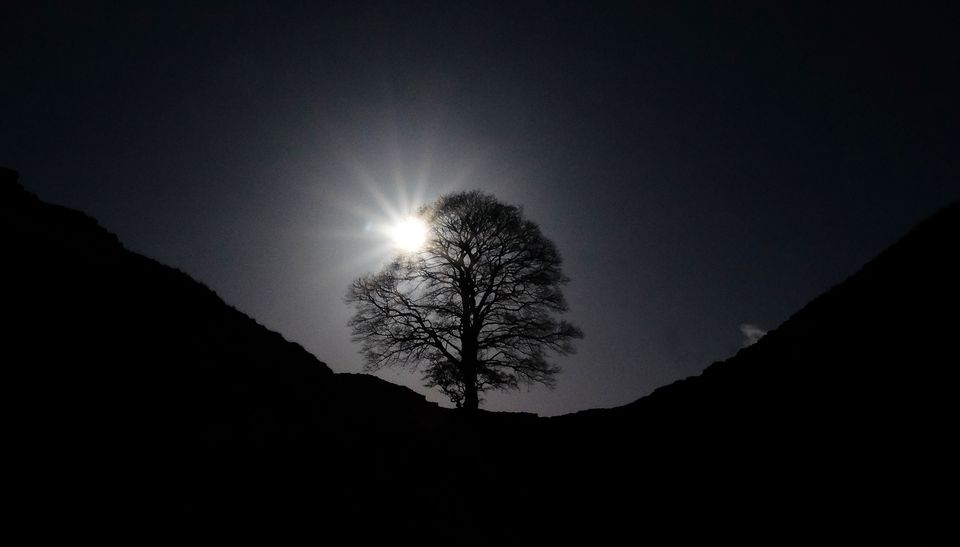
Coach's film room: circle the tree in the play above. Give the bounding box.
[347,191,583,411]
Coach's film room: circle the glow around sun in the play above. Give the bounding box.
[390,216,428,252]
[340,170,456,267]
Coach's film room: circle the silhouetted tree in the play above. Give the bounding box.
[347,191,583,411]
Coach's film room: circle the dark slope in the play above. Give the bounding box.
[1,167,463,530]
[565,199,958,427]
[543,200,959,533]
[4,165,957,536]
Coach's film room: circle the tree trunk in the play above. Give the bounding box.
[460,288,481,412]
[462,364,479,412]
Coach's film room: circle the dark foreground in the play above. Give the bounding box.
[3,167,956,538]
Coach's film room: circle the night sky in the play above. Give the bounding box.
[2,2,957,415]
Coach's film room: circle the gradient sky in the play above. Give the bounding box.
[2,2,957,415]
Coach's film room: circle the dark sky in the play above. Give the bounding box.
[2,1,957,415]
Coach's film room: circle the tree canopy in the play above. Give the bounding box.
[347,191,582,411]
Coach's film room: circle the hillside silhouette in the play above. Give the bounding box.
[544,197,959,534]
[3,166,956,536]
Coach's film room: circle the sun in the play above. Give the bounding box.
[390,216,428,252]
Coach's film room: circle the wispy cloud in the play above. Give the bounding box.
[740,323,767,347]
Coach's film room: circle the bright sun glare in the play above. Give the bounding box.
[391,216,428,252]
